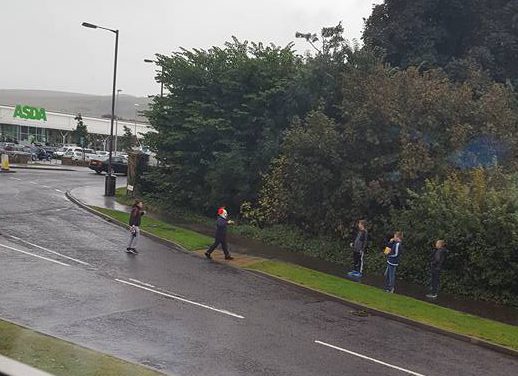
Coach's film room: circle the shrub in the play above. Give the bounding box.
[392,169,518,305]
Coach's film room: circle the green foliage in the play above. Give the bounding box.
[143,38,303,213]
[392,170,518,304]
[249,67,518,236]
[363,0,518,85]
[119,125,136,152]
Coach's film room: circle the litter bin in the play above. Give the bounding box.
[105,174,116,196]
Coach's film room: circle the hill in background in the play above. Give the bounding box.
[0,89,150,122]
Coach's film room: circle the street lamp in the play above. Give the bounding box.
[81,21,119,197]
[115,89,122,155]
[144,58,163,98]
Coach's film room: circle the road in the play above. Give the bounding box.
[0,169,516,376]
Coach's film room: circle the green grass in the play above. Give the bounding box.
[247,260,518,351]
[114,187,134,206]
[0,319,163,376]
[92,206,213,251]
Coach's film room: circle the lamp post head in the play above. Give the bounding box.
[144,59,155,63]
[81,22,98,29]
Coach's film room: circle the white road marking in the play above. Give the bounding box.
[314,340,426,376]
[55,189,64,193]
[42,185,51,188]
[116,279,245,319]
[9,177,21,181]
[0,243,70,267]
[8,236,91,266]
[129,278,155,288]
[30,181,38,185]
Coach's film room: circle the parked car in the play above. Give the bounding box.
[89,156,127,174]
[64,150,84,160]
[82,148,98,161]
[21,146,38,161]
[95,150,109,160]
[43,147,55,159]
[58,146,83,158]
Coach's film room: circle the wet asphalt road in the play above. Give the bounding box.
[0,169,516,376]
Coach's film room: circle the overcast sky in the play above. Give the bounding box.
[2,0,382,97]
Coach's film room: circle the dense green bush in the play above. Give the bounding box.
[391,169,518,305]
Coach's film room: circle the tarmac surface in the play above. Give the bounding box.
[0,169,516,376]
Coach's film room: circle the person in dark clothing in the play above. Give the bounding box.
[426,240,448,299]
[384,231,403,293]
[205,207,234,260]
[351,219,368,274]
[127,200,145,254]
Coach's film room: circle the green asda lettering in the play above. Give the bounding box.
[13,105,47,121]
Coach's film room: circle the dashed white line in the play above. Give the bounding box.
[314,340,426,376]
[8,236,91,266]
[129,278,156,288]
[30,181,38,185]
[115,279,245,319]
[9,177,21,181]
[55,189,63,193]
[42,185,51,188]
[0,243,70,267]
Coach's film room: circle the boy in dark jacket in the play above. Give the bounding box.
[127,200,145,254]
[205,207,234,260]
[351,219,368,275]
[426,240,448,299]
[384,231,403,293]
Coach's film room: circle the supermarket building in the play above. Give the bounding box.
[0,104,150,145]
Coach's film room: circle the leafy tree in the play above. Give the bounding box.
[119,125,136,152]
[73,113,88,147]
[249,62,518,237]
[363,0,518,85]
[144,38,303,212]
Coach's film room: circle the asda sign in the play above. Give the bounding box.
[13,104,47,121]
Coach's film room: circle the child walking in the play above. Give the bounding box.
[205,207,234,260]
[127,200,145,254]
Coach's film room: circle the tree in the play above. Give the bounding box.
[119,126,136,152]
[249,62,518,238]
[143,38,303,212]
[363,0,518,85]
[73,113,88,147]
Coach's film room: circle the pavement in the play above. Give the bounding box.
[0,169,516,376]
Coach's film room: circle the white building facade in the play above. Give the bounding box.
[0,104,151,147]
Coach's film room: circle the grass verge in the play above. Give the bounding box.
[92,206,213,251]
[246,260,518,351]
[0,319,163,376]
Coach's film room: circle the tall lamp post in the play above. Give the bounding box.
[82,21,119,196]
[115,88,122,155]
[144,59,163,98]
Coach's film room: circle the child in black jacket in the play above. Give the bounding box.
[426,240,448,299]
